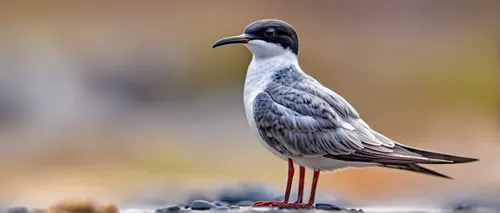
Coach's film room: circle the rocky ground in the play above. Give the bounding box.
[0,201,496,213]
[1,184,499,213]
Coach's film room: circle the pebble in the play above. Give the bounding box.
[155,205,181,213]
[3,207,30,213]
[454,203,476,211]
[190,200,218,210]
[217,184,276,204]
[315,203,343,211]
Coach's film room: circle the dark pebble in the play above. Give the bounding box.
[217,184,276,204]
[315,203,343,211]
[454,203,476,211]
[166,206,181,211]
[190,200,218,210]
[4,207,30,213]
[155,205,181,213]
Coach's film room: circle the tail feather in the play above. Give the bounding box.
[380,164,452,179]
[396,143,479,164]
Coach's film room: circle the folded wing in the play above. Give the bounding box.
[253,80,452,164]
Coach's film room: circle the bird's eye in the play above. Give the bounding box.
[264,29,275,37]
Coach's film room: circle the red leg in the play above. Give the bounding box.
[283,158,294,202]
[253,158,294,207]
[274,168,316,209]
[306,170,320,206]
[293,166,305,204]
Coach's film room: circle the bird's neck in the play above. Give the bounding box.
[247,51,301,78]
[244,51,304,99]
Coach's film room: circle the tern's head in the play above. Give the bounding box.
[213,19,299,59]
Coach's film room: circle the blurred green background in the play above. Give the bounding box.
[0,0,498,209]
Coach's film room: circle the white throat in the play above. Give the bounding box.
[246,48,299,77]
[244,40,299,75]
[244,40,297,60]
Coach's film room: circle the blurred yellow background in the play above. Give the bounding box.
[0,0,498,208]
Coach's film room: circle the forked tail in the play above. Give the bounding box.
[380,164,453,179]
[396,143,479,164]
[381,143,478,179]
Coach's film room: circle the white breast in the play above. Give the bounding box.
[243,54,295,162]
[244,94,290,162]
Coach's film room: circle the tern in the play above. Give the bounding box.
[212,19,478,208]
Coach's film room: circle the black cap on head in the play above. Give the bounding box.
[243,19,299,55]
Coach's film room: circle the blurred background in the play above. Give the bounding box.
[0,0,498,209]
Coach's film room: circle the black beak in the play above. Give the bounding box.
[212,34,252,48]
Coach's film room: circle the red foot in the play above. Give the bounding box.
[292,201,313,208]
[252,201,313,208]
[252,201,279,207]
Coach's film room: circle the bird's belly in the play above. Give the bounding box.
[293,156,378,171]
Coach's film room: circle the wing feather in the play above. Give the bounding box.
[293,80,395,148]
[253,78,429,163]
[253,86,362,156]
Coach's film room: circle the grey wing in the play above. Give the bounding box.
[292,80,361,119]
[292,80,396,148]
[291,80,453,163]
[254,80,449,163]
[253,82,379,157]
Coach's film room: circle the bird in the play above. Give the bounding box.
[212,19,478,208]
